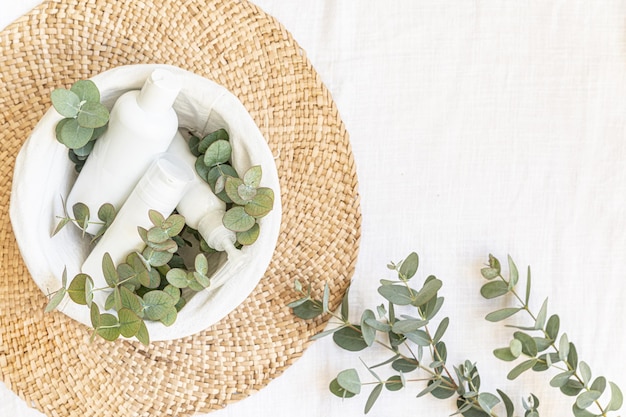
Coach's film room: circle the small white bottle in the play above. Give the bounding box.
[167,132,240,261]
[82,153,194,305]
[67,69,182,235]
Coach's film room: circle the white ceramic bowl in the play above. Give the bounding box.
[10,64,282,341]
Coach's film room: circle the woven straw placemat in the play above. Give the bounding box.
[0,1,361,416]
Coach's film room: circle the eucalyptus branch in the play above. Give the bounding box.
[481,254,623,417]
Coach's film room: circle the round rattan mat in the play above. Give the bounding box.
[0,1,361,416]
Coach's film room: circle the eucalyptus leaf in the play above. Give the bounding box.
[480,267,499,280]
[412,278,442,307]
[590,376,607,395]
[96,313,120,341]
[60,118,94,149]
[546,314,560,340]
[480,280,509,299]
[560,379,584,396]
[550,371,576,388]
[77,101,109,128]
[329,378,356,399]
[496,389,515,417]
[67,273,92,305]
[310,325,346,341]
[507,359,537,380]
[135,320,150,345]
[243,165,263,188]
[147,227,170,244]
[525,266,532,306]
[148,210,165,227]
[102,252,118,288]
[559,333,570,361]
[494,347,517,362]
[51,88,81,118]
[118,308,142,338]
[385,375,403,391]
[244,187,274,218]
[45,287,66,312]
[73,140,95,157]
[364,383,383,414]
[322,283,330,313]
[477,392,500,413]
[162,214,185,237]
[360,309,377,347]
[485,307,521,322]
[90,302,100,328]
[399,252,419,280]
[417,379,441,398]
[223,206,256,232]
[193,271,211,289]
[143,290,175,321]
[119,286,143,317]
[72,202,90,231]
[429,377,456,399]
[513,331,537,357]
[378,284,413,305]
[70,79,100,102]
[507,255,519,289]
[392,318,428,333]
[404,330,431,346]
[160,307,178,326]
[572,403,597,417]
[433,317,449,343]
[204,140,232,167]
[198,128,229,153]
[97,203,116,225]
[535,297,548,330]
[607,381,623,412]
[333,326,368,351]
[292,299,323,319]
[392,358,418,373]
[337,368,361,394]
[142,247,173,267]
[576,390,602,410]
[579,361,592,386]
[509,338,523,358]
[236,223,260,246]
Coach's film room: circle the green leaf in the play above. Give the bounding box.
[90,302,100,328]
[51,88,81,118]
[494,347,517,362]
[223,206,256,232]
[572,404,597,417]
[160,307,178,326]
[148,210,165,227]
[142,247,173,267]
[561,379,585,396]
[341,286,351,321]
[236,223,260,246]
[568,342,579,371]
[102,252,118,288]
[77,102,109,128]
[550,371,576,388]
[429,377,456,399]
[364,318,391,332]
[378,284,413,305]
[399,252,419,280]
[97,203,116,225]
[392,318,428,333]
[507,255,518,289]
[546,314,560,340]
[507,359,537,380]
[59,118,94,149]
[198,128,229,153]
[333,326,368,351]
[67,273,92,305]
[118,308,142,338]
[194,253,209,276]
[195,156,211,184]
[193,271,211,289]
[52,217,71,236]
[576,390,602,409]
[162,285,180,305]
[364,383,383,414]
[204,139,232,167]
[579,361,592,386]
[590,376,607,395]
[385,375,403,391]
[392,358,418,373]
[534,353,560,371]
[607,381,623,412]
[207,164,238,202]
[480,267,499,280]
[45,287,66,312]
[559,333,570,361]
[135,320,150,345]
[485,307,521,322]
[477,392,500,413]
[417,379,441,397]
[337,368,361,394]
[514,331,537,357]
[147,227,170,244]
[96,313,120,341]
[412,278,442,307]
[535,297,548,329]
[72,202,90,231]
[162,214,185,237]
[480,280,509,299]
[433,317,449,343]
[70,79,100,103]
[310,325,346,341]
[244,188,275,218]
[404,330,431,346]
[72,140,95,158]
[329,378,356,399]
[243,165,263,188]
[321,283,330,313]
[292,299,323,319]
[496,389,515,417]
[360,309,376,347]
[142,290,175,321]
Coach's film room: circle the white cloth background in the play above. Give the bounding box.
[2,1,625,416]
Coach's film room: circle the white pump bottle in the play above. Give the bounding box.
[167,132,240,261]
[66,69,182,235]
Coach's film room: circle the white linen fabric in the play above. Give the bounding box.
[2,1,625,417]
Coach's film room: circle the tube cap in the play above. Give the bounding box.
[137,69,182,113]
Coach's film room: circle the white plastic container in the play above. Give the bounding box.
[66,69,182,235]
[81,153,194,305]
[167,132,240,261]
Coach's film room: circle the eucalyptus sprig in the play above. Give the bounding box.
[480,254,623,417]
[289,252,623,417]
[188,129,274,247]
[52,198,116,241]
[51,80,109,170]
[289,252,525,416]
[45,210,215,345]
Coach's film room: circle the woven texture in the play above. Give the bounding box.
[0,1,361,416]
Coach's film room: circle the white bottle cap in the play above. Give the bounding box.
[137,69,182,113]
[135,153,195,212]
